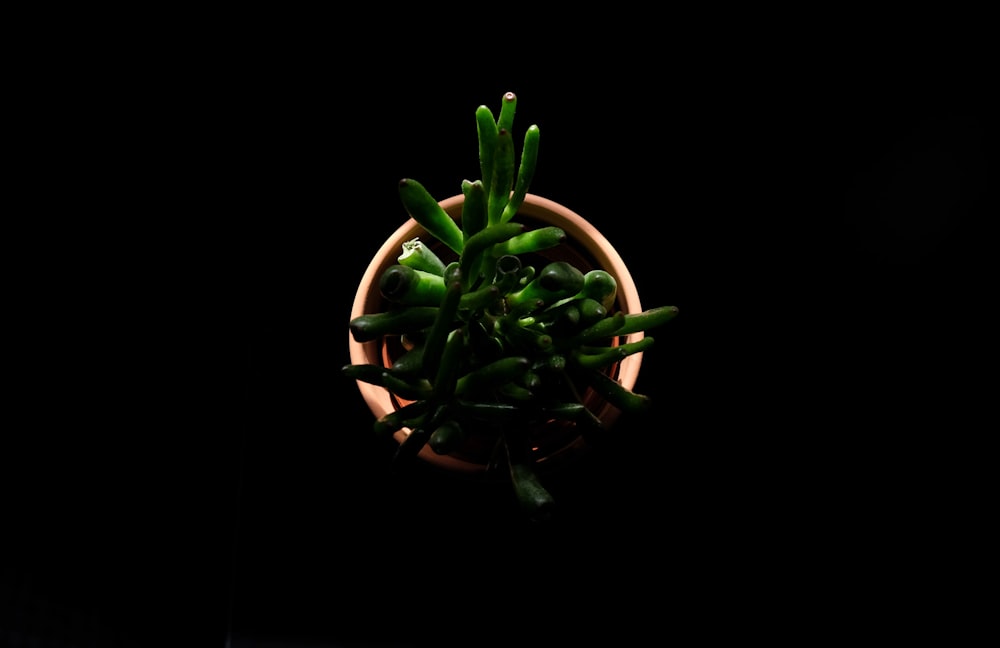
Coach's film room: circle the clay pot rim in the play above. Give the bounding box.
[348,193,644,473]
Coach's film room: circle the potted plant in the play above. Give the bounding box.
[343,91,678,521]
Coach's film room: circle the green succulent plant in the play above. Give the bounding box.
[343,91,678,521]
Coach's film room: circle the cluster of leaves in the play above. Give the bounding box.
[344,92,677,520]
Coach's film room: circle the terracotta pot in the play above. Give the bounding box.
[348,193,644,473]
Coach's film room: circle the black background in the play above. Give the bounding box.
[4,18,993,648]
